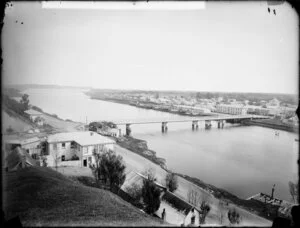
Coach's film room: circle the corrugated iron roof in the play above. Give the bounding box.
[47,131,115,146]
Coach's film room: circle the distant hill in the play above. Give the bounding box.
[5,84,92,91]
[3,167,165,226]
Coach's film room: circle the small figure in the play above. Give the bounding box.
[268,8,270,13]
[161,208,166,221]
[273,9,276,15]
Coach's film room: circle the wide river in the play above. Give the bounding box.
[24,88,298,201]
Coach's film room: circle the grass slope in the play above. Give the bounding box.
[3,167,165,226]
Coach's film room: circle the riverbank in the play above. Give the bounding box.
[114,136,167,169]
[87,95,215,118]
[242,119,298,133]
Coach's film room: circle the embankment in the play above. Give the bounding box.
[242,119,298,133]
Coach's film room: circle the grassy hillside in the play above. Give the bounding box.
[3,167,166,226]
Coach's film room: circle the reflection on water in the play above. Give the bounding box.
[25,88,298,201]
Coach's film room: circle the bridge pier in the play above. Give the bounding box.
[205,120,212,129]
[192,120,199,130]
[162,122,168,133]
[126,124,131,136]
[217,120,225,129]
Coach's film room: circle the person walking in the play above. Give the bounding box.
[162,208,166,221]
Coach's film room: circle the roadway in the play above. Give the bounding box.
[114,114,270,125]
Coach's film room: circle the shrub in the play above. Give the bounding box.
[71,154,80,161]
[228,208,241,225]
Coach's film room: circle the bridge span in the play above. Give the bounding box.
[113,115,270,136]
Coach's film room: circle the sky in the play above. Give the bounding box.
[2,1,299,94]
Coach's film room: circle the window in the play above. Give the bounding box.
[53,143,57,150]
[62,142,66,148]
[83,147,88,154]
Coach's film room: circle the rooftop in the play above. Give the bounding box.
[47,131,115,146]
[24,109,43,115]
[3,136,41,145]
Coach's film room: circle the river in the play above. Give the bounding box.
[24,88,298,202]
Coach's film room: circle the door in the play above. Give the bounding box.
[83,159,87,167]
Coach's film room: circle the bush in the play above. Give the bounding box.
[165,172,178,192]
[71,154,80,161]
[228,208,241,225]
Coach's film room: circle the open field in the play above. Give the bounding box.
[3,166,167,226]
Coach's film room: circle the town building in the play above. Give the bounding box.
[215,104,247,115]
[44,131,115,167]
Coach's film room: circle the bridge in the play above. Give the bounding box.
[113,114,270,136]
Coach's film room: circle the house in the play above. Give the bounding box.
[44,131,115,167]
[3,136,41,158]
[24,109,44,125]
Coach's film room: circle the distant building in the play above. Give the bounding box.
[97,127,121,138]
[268,98,280,107]
[45,131,115,167]
[24,109,44,123]
[215,104,247,115]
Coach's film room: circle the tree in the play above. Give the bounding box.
[141,170,161,214]
[289,181,299,204]
[20,93,30,111]
[199,201,210,224]
[187,188,201,207]
[218,200,226,225]
[91,150,126,191]
[165,172,178,192]
[125,183,142,202]
[52,148,61,171]
[228,208,241,225]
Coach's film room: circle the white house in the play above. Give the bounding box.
[215,104,247,115]
[45,131,115,167]
[24,109,44,123]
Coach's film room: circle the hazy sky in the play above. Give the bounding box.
[2,1,299,94]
